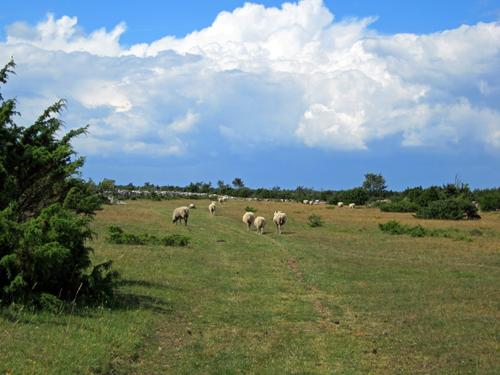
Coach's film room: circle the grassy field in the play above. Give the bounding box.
[1,199,499,374]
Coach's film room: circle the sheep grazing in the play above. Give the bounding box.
[303,200,309,205]
[273,211,287,234]
[189,203,196,209]
[242,211,256,230]
[208,201,216,216]
[218,196,225,204]
[254,216,266,235]
[349,203,356,208]
[172,206,189,225]
[337,202,344,207]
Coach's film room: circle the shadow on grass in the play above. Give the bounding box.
[116,278,184,292]
[0,294,173,325]
[110,292,174,314]
[0,280,176,324]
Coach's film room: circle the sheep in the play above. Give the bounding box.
[172,206,189,225]
[337,202,344,207]
[273,211,287,234]
[242,211,255,230]
[303,200,309,205]
[254,216,266,235]
[349,203,356,208]
[208,201,216,216]
[218,196,227,204]
[189,203,196,209]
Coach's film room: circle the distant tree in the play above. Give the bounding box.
[200,181,212,193]
[186,182,200,193]
[232,177,245,189]
[142,181,154,190]
[98,178,116,192]
[362,173,387,196]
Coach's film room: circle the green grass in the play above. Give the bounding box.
[1,200,499,374]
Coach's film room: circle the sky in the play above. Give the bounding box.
[1,0,499,190]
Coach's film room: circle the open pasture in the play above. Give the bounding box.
[1,199,499,374]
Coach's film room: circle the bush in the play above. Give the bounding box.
[107,226,189,247]
[415,199,480,220]
[379,200,419,213]
[0,204,118,304]
[245,206,257,212]
[379,220,471,241]
[307,214,324,227]
[378,220,407,235]
[161,234,190,247]
[0,60,116,305]
[63,181,104,215]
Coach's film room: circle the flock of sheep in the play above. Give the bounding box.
[171,199,288,235]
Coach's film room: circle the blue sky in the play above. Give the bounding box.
[1,0,499,189]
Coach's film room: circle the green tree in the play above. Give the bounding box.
[98,178,116,192]
[362,173,387,197]
[0,60,117,305]
[232,177,245,189]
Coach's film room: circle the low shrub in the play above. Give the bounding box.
[379,220,471,241]
[415,199,480,220]
[0,204,118,305]
[245,206,257,212]
[307,214,324,227]
[161,234,190,247]
[106,226,189,247]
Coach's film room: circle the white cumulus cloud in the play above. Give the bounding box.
[1,0,499,156]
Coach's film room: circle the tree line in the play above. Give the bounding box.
[101,174,500,215]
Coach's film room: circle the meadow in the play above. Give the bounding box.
[1,199,499,374]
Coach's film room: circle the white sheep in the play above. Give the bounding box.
[303,200,309,205]
[208,201,216,216]
[349,203,356,208]
[254,216,266,235]
[172,206,189,225]
[242,211,255,230]
[337,202,344,207]
[273,211,287,234]
[189,203,196,209]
